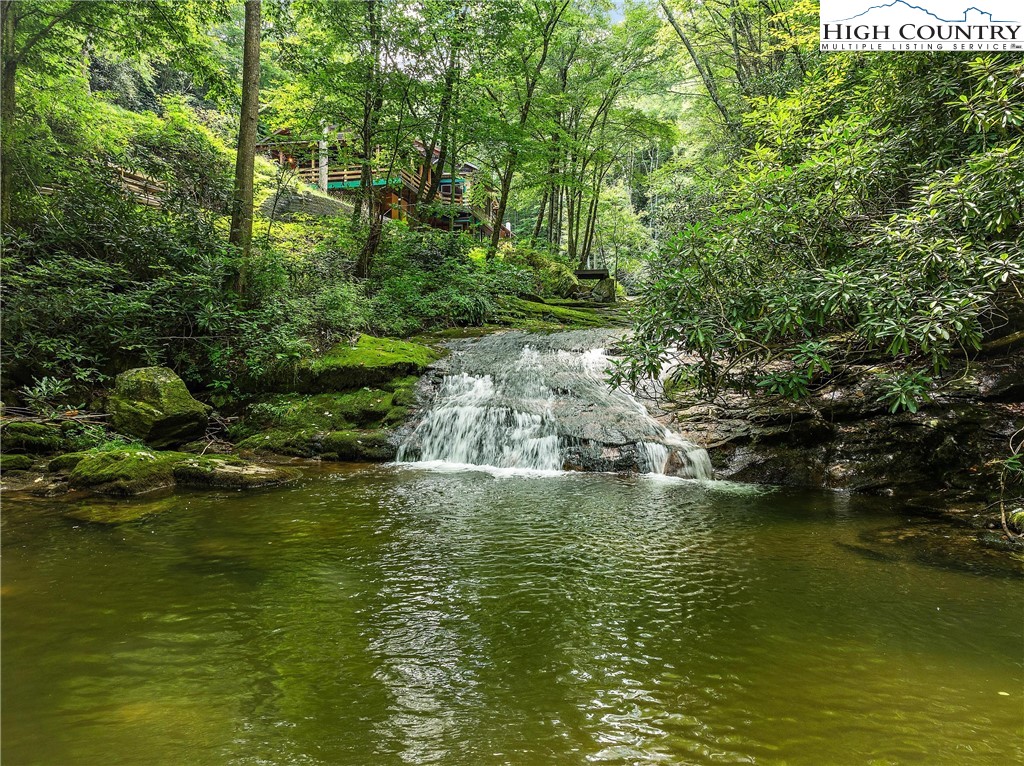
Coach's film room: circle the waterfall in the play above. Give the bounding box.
[397,331,712,479]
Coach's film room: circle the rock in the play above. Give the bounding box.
[108,367,211,448]
[172,456,299,489]
[278,335,440,393]
[230,375,423,463]
[48,452,89,472]
[662,353,1024,497]
[66,447,299,496]
[318,430,395,461]
[590,278,617,304]
[68,449,188,496]
[1,421,64,454]
[1,453,34,471]
[1009,509,1024,534]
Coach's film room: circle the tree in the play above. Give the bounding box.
[229,0,262,292]
[0,0,224,228]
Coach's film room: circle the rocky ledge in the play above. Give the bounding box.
[656,354,1022,495]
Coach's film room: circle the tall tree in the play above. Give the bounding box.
[484,0,572,256]
[229,0,262,292]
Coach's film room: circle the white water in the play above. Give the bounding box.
[397,332,712,478]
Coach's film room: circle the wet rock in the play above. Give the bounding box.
[68,449,188,496]
[1,453,35,471]
[172,456,300,489]
[664,353,1024,497]
[270,335,440,393]
[65,496,180,525]
[107,367,211,448]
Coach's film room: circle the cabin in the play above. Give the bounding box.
[257,130,511,240]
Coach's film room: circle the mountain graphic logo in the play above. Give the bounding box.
[824,1,1018,24]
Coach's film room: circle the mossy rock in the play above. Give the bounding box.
[69,449,190,496]
[590,278,618,304]
[48,452,90,472]
[1,453,34,472]
[281,335,440,393]
[1009,509,1024,534]
[1,421,64,454]
[498,298,610,329]
[237,390,397,437]
[236,429,318,458]
[318,430,395,461]
[172,456,300,489]
[237,428,395,462]
[108,367,211,448]
[388,376,420,408]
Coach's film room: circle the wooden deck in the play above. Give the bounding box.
[295,163,505,237]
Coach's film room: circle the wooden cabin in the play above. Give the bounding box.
[257,130,511,240]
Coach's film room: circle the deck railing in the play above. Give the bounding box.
[293,163,501,228]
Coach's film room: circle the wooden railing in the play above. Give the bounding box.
[116,168,165,207]
[38,167,166,208]
[295,163,503,228]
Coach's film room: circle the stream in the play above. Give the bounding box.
[2,331,1022,765]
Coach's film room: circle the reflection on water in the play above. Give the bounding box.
[2,466,1022,766]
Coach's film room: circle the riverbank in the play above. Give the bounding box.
[644,350,1024,549]
[0,299,627,505]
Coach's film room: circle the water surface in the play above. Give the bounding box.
[3,466,1022,765]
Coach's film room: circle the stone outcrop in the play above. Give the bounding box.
[107,367,211,448]
[656,354,1024,496]
[64,448,299,497]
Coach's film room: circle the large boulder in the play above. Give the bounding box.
[590,278,618,304]
[108,367,211,448]
[69,449,188,496]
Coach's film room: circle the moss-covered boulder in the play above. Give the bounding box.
[1,421,64,454]
[319,429,395,461]
[69,449,189,496]
[48,452,90,472]
[590,278,618,304]
[107,367,211,448]
[1,453,34,472]
[237,427,396,462]
[172,456,299,489]
[280,335,440,393]
[236,429,317,458]
[66,448,297,496]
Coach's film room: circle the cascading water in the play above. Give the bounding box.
[397,330,712,478]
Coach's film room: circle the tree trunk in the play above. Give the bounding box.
[659,0,735,131]
[1,0,17,229]
[531,188,548,242]
[357,199,383,278]
[488,153,516,253]
[229,0,261,293]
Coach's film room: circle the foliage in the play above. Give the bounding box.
[617,53,1024,412]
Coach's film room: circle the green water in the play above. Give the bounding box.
[2,465,1022,765]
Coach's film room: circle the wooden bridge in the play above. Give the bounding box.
[574,269,610,280]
